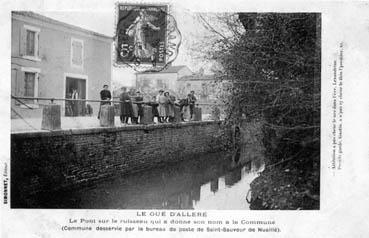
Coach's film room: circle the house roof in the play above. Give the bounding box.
[12,11,113,40]
[136,65,190,74]
[178,74,215,81]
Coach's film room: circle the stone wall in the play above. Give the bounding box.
[11,121,231,204]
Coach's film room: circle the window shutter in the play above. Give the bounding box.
[18,71,25,96]
[12,69,21,105]
[19,26,26,56]
[71,39,83,67]
[72,41,76,64]
[77,43,82,64]
[71,40,75,64]
[36,33,40,58]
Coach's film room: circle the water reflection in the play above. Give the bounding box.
[25,150,264,209]
[224,167,242,187]
[193,158,264,210]
[210,179,219,193]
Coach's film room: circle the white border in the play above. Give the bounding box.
[3,2,369,238]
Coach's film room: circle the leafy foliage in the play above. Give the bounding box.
[198,13,321,209]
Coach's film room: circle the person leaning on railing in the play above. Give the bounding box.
[132,91,144,124]
[158,89,167,123]
[188,90,197,120]
[119,87,132,124]
[161,91,175,123]
[147,96,160,123]
[98,84,112,119]
[176,97,189,122]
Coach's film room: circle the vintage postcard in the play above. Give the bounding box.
[1,0,369,237]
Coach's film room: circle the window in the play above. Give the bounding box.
[201,83,208,99]
[22,25,40,61]
[142,79,150,88]
[24,72,35,97]
[157,79,164,88]
[202,82,207,91]
[26,30,35,56]
[20,67,40,107]
[71,38,84,68]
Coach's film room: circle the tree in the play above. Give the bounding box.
[198,13,321,209]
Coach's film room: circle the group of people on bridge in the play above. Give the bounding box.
[98,85,197,125]
[119,87,197,124]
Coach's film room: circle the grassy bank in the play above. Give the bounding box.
[249,124,320,210]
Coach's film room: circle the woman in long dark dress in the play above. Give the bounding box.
[119,87,132,124]
[135,91,144,124]
[98,85,111,119]
[167,93,176,122]
[177,96,189,121]
[163,92,172,123]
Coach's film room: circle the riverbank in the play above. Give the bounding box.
[249,151,320,210]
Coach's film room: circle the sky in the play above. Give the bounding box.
[34,2,216,88]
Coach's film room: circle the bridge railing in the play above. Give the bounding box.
[11,95,226,131]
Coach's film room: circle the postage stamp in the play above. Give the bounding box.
[115,3,181,71]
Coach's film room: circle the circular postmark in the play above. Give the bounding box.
[114,3,182,73]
